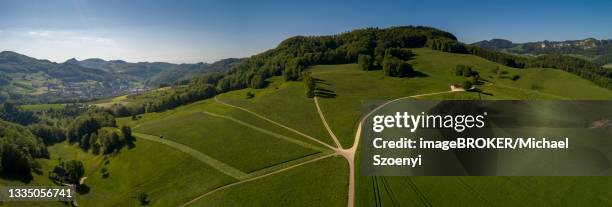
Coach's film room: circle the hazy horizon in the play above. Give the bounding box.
[1,0,611,64]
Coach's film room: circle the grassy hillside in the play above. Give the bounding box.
[311,48,612,147]
[214,77,336,147]
[5,47,611,206]
[50,140,234,206]
[20,103,66,111]
[192,156,348,206]
[306,49,612,206]
[134,112,320,173]
[117,48,612,206]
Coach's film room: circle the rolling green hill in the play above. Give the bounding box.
[107,48,612,206]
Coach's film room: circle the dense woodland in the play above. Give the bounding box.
[0,119,47,181]
[0,102,133,180]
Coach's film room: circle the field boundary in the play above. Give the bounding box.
[180,153,335,207]
[215,96,336,150]
[201,111,328,152]
[133,132,249,180]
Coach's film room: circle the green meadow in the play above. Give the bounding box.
[4,48,612,206]
[134,111,320,173]
[125,48,612,206]
[20,103,66,111]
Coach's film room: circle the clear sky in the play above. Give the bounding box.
[1,0,611,63]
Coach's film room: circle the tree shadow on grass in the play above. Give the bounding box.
[0,173,33,183]
[77,184,90,195]
[470,88,494,97]
[313,78,331,86]
[408,70,429,78]
[314,87,337,98]
[312,78,337,98]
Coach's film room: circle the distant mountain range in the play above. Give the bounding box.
[471,38,612,66]
[65,57,243,86]
[0,51,241,103]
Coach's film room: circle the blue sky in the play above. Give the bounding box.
[0,0,610,63]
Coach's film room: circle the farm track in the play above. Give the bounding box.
[201,111,328,152]
[180,91,453,206]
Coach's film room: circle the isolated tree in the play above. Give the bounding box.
[383,56,413,77]
[471,75,480,85]
[463,67,474,77]
[121,126,135,147]
[65,160,85,184]
[246,92,255,99]
[397,61,414,77]
[358,54,374,71]
[463,80,473,90]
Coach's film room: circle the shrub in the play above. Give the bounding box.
[138,193,149,206]
[463,80,473,90]
[383,56,414,77]
[246,92,255,99]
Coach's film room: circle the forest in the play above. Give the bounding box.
[0,102,133,181]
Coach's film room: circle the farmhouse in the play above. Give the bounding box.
[450,84,464,91]
[450,84,475,91]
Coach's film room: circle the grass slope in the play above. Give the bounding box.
[133,111,319,173]
[62,140,235,206]
[215,77,336,147]
[311,48,612,148]
[193,156,348,207]
[9,48,610,206]
[302,49,612,206]
[20,103,66,111]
